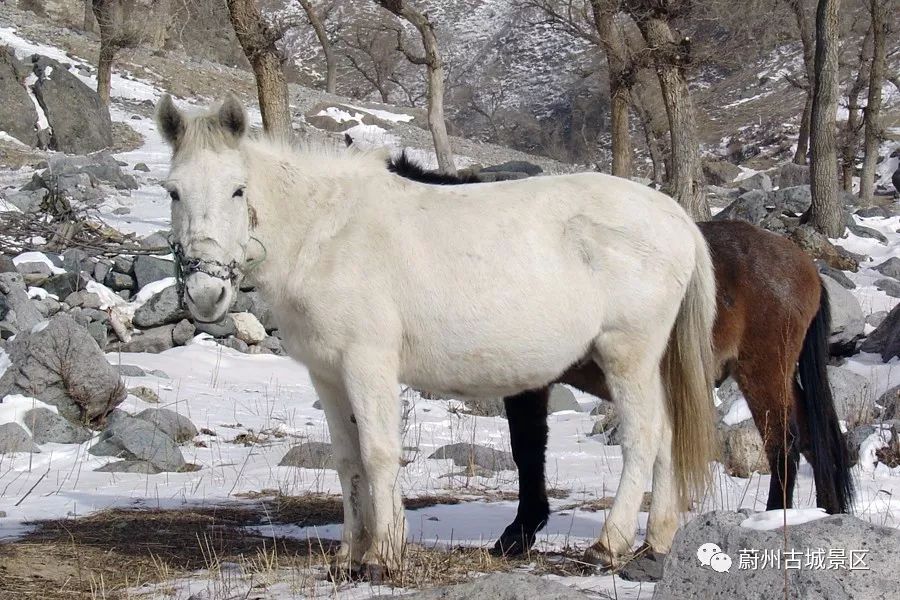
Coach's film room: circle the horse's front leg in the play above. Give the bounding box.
[493,387,550,556]
[310,375,373,565]
[341,348,405,573]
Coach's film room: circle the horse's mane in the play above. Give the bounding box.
[386,151,481,185]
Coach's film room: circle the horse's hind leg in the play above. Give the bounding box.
[492,387,550,556]
[310,375,373,564]
[644,415,679,554]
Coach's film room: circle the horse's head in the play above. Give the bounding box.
[156,94,254,323]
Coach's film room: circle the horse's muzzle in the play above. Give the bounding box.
[184,272,233,323]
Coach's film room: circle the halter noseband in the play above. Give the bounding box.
[168,238,266,309]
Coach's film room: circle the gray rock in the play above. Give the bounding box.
[23,407,92,444]
[104,271,136,291]
[0,314,125,424]
[132,286,186,328]
[93,260,112,283]
[776,162,810,188]
[590,409,621,445]
[653,511,900,600]
[877,384,900,420]
[860,302,900,362]
[134,408,198,443]
[0,48,38,146]
[172,319,196,346]
[815,262,854,289]
[428,443,515,471]
[86,321,107,351]
[737,172,773,193]
[874,278,900,298]
[117,364,146,377]
[41,272,81,299]
[219,336,250,353]
[92,416,186,472]
[113,256,135,274]
[0,255,15,273]
[702,160,741,186]
[482,160,543,176]
[856,206,892,218]
[0,422,40,454]
[231,312,266,344]
[4,189,47,213]
[61,248,92,275]
[128,386,160,404]
[257,335,284,355]
[133,256,174,289]
[279,441,334,469]
[118,325,177,354]
[715,377,744,418]
[64,291,102,309]
[15,261,52,278]
[133,162,150,172]
[873,256,900,280]
[713,190,770,225]
[827,366,874,427]
[548,384,579,413]
[372,573,589,600]
[772,185,811,214]
[866,311,888,328]
[140,231,170,250]
[95,460,162,474]
[720,420,768,478]
[30,55,112,153]
[463,396,507,417]
[847,224,888,244]
[846,424,877,466]
[821,276,864,351]
[196,315,236,338]
[0,272,43,333]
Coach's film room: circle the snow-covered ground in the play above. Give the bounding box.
[1,21,899,600]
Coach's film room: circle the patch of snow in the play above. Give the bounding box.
[344,103,415,123]
[23,73,50,132]
[14,252,65,274]
[0,348,9,379]
[86,281,126,310]
[723,397,753,425]
[26,287,53,300]
[30,320,49,334]
[740,508,829,531]
[857,432,888,474]
[0,394,59,430]
[0,131,30,147]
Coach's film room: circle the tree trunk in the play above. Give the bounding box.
[376,1,456,174]
[858,0,889,204]
[788,0,816,165]
[805,0,844,237]
[97,44,114,106]
[83,0,96,32]
[298,0,336,94]
[590,0,632,178]
[92,0,115,108]
[634,97,664,185]
[628,6,709,220]
[226,0,292,138]
[840,28,872,191]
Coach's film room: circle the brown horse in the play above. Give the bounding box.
[375,150,854,557]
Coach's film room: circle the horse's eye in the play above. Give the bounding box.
[169,190,180,202]
[233,187,245,198]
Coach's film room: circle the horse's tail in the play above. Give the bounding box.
[796,283,854,513]
[662,225,719,508]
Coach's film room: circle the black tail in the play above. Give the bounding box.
[796,283,854,513]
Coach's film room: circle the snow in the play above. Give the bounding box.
[13,252,66,274]
[0,394,59,430]
[344,103,415,123]
[0,348,9,379]
[723,397,753,426]
[23,73,50,132]
[857,432,888,474]
[740,508,830,531]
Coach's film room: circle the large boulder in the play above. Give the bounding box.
[820,276,864,352]
[873,257,900,280]
[0,47,38,146]
[373,573,589,600]
[0,422,40,454]
[772,185,812,214]
[133,408,198,443]
[790,226,858,272]
[0,272,43,335]
[428,443,515,472]
[0,314,125,425]
[132,286,187,328]
[712,190,771,225]
[703,160,741,186]
[133,256,174,289]
[720,420,769,477]
[23,407,92,444]
[860,302,900,362]
[776,162,810,188]
[737,172,773,193]
[41,153,139,191]
[482,161,543,176]
[29,55,112,153]
[279,441,334,469]
[89,415,186,472]
[653,511,900,600]
[827,366,875,427]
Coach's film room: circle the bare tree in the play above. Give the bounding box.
[784,0,815,165]
[858,0,893,203]
[375,0,456,174]
[83,0,96,32]
[804,0,844,236]
[92,0,141,108]
[342,24,401,102]
[226,0,292,138]
[624,0,709,220]
[840,26,872,191]
[297,0,337,93]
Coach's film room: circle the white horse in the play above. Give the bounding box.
[157,95,718,572]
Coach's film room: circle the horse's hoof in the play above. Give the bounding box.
[490,523,538,557]
[326,562,390,583]
[583,543,621,570]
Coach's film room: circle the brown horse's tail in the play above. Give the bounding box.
[796,284,854,513]
[662,226,719,508]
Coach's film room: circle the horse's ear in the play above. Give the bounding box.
[344,133,353,148]
[218,95,247,139]
[156,94,184,147]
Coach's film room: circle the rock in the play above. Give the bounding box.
[91,416,186,472]
[845,424,877,466]
[847,224,887,244]
[877,385,900,420]
[712,190,770,225]
[463,396,507,417]
[856,206,892,218]
[64,291,102,309]
[134,408,198,443]
[0,272,43,333]
[304,101,395,132]
[715,377,744,417]
[702,160,741,186]
[548,384,579,413]
[0,314,125,425]
[590,410,621,445]
[41,272,82,299]
[132,286,186,328]
[231,312,266,344]
[87,321,107,350]
[776,162,810,188]
[873,257,900,280]
[4,189,47,213]
[0,47,38,146]
[104,271,136,291]
[62,248,92,275]
[23,407,92,444]
[172,319,196,346]
[279,441,334,469]
[790,226,858,272]
[140,231,170,250]
[95,460,162,474]
[827,366,874,427]
[0,422,40,453]
[118,325,177,354]
[737,172,773,193]
[113,256,135,274]
[815,261,854,289]
[133,256,174,289]
[29,55,112,153]
[372,573,589,600]
[874,278,900,298]
[428,443,515,471]
[133,162,150,172]
[128,386,160,404]
[117,364,146,377]
[860,302,900,362]
[866,311,888,328]
[257,335,284,355]
[772,185,811,214]
[720,420,769,477]
[482,161,543,176]
[0,255,15,273]
[820,276,864,352]
[196,314,236,338]
[219,336,249,353]
[653,511,900,600]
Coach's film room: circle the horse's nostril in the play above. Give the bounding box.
[185,287,195,304]
[217,287,227,304]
